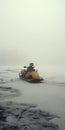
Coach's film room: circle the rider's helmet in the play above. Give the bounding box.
[29,63,34,67]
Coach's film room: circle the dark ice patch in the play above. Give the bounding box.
[0,86,21,100]
[0,78,7,84]
[0,102,59,130]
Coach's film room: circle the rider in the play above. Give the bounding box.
[27,63,35,72]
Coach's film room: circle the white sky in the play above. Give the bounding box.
[0,0,65,66]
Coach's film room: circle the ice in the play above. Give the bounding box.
[0,102,59,130]
[0,66,65,130]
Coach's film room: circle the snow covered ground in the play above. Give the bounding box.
[0,65,65,130]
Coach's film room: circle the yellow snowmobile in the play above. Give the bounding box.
[19,66,43,83]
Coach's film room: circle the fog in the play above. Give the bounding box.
[0,0,65,66]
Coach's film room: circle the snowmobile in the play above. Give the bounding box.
[19,66,43,83]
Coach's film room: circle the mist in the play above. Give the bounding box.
[0,0,65,66]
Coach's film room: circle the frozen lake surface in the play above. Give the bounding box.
[0,66,65,130]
